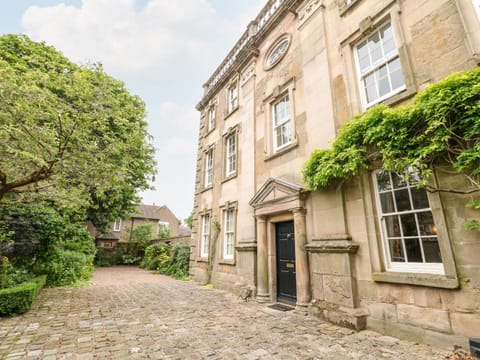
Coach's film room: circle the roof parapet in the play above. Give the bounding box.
[198,0,299,110]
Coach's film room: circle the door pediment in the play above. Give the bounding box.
[249,178,305,210]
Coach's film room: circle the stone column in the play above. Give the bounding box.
[293,208,311,309]
[256,216,270,302]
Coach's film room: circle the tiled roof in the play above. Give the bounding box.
[132,204,164,220]
[179,225,192,237]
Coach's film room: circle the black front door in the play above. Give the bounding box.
[276,221,296,303]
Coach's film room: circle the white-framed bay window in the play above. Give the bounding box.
[200,213,211,258]
[223,208,236,260]
[272,94,292,152]
[354,21,406,108]
[373,169,444,274]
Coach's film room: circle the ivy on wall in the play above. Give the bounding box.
[302,67,480,230]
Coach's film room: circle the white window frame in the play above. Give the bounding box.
[204,149,214,188]
[227,82,239,113]
[372,169,444,275]
[354,21,406,109]
[200,214,211,258]
[207,106,216,132]
[225,133,237,177]
[113,219,121,232]
[272,94,292,152]
[223,209,236,260]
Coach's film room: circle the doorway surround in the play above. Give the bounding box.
[249,177,311,310]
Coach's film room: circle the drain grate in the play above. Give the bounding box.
[268,303,294,312]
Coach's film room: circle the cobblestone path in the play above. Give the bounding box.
[0,266,451,359]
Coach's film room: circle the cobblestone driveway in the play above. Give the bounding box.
[0,266,451,359]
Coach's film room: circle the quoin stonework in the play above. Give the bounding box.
[190,0,480,349]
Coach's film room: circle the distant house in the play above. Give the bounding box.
[94,204,183,249]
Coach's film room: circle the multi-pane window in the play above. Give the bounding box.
[207,106,216,132]
[113,219,121,232]
[204,149,213,187]
[223,209,235,259]
[201,214,211,258]
[273,94,292,151]
[374,169,444,274]
[225,134,237,177]
[228,83,238,113]
[355,22,405,108]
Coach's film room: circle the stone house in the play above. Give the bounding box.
[190,0,480,349]
[95,204,182,248]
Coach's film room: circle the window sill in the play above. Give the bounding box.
[372,271,459,289]
[382,87,416,107]
[196,257,209,263]
[224,106,239,120]
[205,127,216,137]
[200,185,213,193]
[218,259,235,266]
[221,173,237,183]
[363,85,414,111]
[264,141,298,162]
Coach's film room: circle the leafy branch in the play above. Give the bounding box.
[303,67,480,231]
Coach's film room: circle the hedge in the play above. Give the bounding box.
[0,275,46,316]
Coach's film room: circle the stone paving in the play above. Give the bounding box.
[0,266,453,359]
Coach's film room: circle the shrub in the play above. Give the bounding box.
[141,243,169,270]
[121,254,142,265]
[34,250,94,287]
[0,275,46,316]
[94,248,117,267]
[165,243,190,279]
[157,243,190,279]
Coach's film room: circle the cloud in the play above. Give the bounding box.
[22,0,242,80]
[163,136,196,156]
[159,101,198,132]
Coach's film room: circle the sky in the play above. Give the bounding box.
[0,0,265,222]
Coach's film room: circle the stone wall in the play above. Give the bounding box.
[191,0,480,348]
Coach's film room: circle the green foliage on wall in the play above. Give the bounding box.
[303,67,480,230]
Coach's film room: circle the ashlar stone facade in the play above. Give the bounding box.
[190,0,480,349]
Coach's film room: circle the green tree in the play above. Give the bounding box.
[0,35,156,230]
[184,214,193,230]
[303,67,480,231]
[129,223,153,252]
